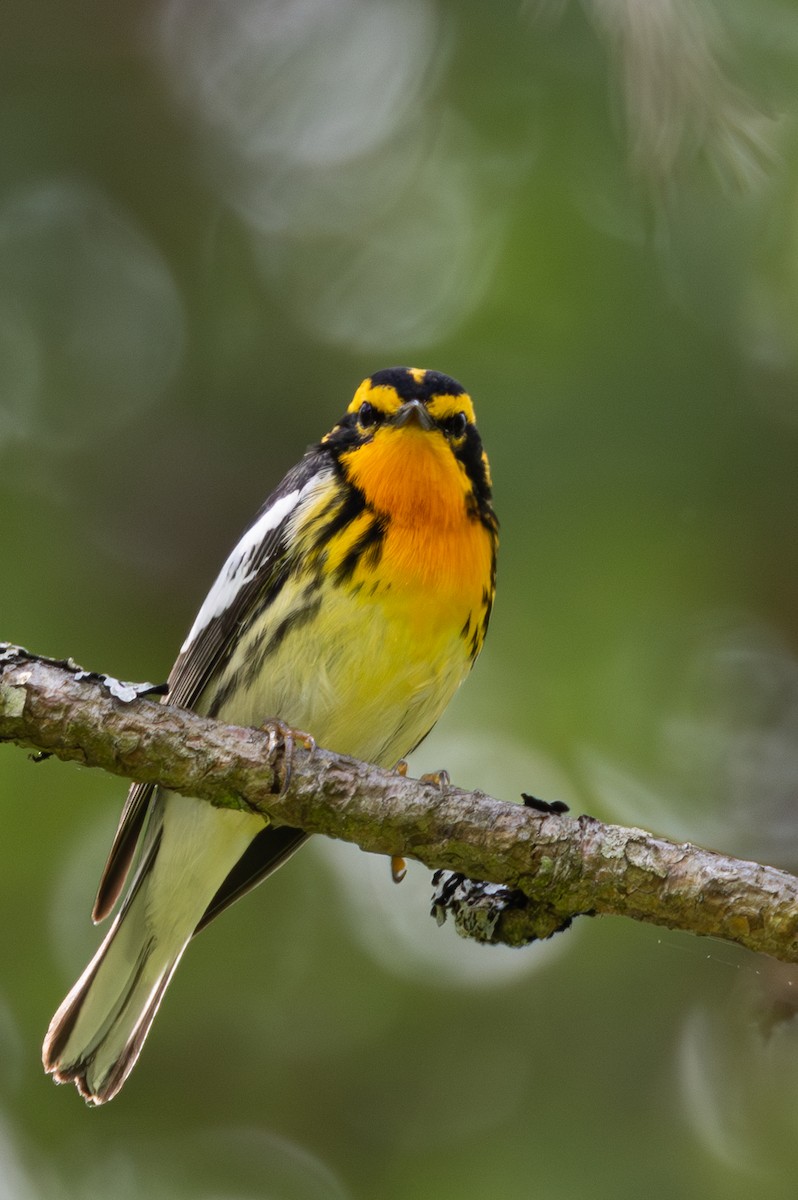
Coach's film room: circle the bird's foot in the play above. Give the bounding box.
[390,760,410,882]
[389,767,451,884]
[259,718,315,794]
[420,769,451,791]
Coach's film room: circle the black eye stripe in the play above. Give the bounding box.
[349,398,469,442]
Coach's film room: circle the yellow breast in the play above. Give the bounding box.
[207,419,496,766]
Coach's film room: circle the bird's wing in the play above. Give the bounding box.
[92,450,330,923]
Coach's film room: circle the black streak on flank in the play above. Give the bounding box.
[204,597,323,719]
[205,674,239,720]
[334,515,386,585]
[479,586,494,644]
[314,479,367,551]
[241,598,323,692]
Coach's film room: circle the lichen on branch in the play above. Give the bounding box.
[2,643,798,961]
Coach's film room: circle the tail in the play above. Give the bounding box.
[42,844,189,1105]
[43,793,263,1105]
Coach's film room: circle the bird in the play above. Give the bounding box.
[42,366,498,1104]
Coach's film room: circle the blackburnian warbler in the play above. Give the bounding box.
[43,367,498,1104]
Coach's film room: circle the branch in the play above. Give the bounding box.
[2,643,798,961]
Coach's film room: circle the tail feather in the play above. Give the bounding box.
[43,793,263,1104]
[42,889,187,1105]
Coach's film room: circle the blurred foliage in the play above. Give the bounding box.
[3,0,798,1196]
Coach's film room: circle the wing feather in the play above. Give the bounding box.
[92,449,330,922]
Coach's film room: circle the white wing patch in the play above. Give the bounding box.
[180,486,303,653]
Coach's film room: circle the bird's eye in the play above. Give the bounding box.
[443,411,468,439]
[359,401,379,428]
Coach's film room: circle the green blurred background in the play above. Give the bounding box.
[3,0,798,1196]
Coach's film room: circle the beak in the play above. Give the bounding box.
[393,399,435,431]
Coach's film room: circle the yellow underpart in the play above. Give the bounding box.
[202,543,481,769]
[203,415,495,766]
[205,566,472,763]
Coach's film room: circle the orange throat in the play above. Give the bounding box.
[339,424,495,606]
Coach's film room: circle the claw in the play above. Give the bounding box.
[388,763,410,882]
[420,769,450,791]
[387,766,448,884]
[391,856,408,884]
[259,719,315,794]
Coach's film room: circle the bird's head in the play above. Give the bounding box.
[323,367,494,527]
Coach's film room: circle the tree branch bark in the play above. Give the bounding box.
[2,643,798,961]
